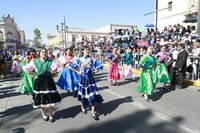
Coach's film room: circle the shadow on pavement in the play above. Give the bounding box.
[149,87,171,101]
[96,96,134,116]
[12,127,25,133]
[0,74,21,82]
[61,109,185,133]
[0,104,33,118]
[118,79,135,86]
[0,85,20,99]
[56,105,81,120]
[94,72,107,77]
[98,86,109,91]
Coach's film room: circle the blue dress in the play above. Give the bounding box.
[56,56,79,91]
[56,65,79,91]
[70,56,104,107]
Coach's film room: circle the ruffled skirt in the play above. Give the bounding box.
[108,62,120,80]
[33,75,61,108]
[56,67,78,91]
[74,73,103,107]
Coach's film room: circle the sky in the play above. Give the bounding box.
[0,0,155,43]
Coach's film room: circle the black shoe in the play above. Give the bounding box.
[42,114,49,121]
[92,113,99,120]
[49,116,55,123]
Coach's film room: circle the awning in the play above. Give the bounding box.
[183,16,197,23]
[145,24,155,27]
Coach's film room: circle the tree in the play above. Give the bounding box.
[33,28,41,47]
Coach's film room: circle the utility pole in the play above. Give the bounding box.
[197,0,200,37]
[155,0,158,43]
[64,16,67,48]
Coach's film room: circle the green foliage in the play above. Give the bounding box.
[24,42,30,46]
[33,28,41,47]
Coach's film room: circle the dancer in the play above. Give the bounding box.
[19,49,37,95]
[11,50,21,76]
[56,48,78,93]
[107,47,121,86]
[154,46,171,90]
[23,48,61,122]
[137,47,157,102]
[121,46,134,80]
[68,46,103,120]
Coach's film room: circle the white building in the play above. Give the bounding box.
[95,24,137,35]
[47,24,137,48]
[0,14,25,50]
[48,27,109,48]
[156,0,198,31]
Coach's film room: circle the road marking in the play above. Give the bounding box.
[97,84,200,133]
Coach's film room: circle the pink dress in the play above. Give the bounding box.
[107,54,121,80]
[11,58,21,74]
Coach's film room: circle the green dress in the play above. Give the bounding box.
[154,63,171,84]
[137,55,157,95]
[19,58,35,95]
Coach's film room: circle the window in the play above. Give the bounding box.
[0,31,3,41]
[168,1,172,11]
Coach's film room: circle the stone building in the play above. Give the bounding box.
[0,14,25,49]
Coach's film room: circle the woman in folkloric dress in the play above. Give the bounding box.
[154,46,171,89]
[19,49,37,95]
[23,48,61,123]
[121,46,134,80]
[137,47,157,102]
[56,48,78,93]
[69,46,103,120]
[107,47,121,86]
[11,50,21,76]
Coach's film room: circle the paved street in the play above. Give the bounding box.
[0,67,200,133]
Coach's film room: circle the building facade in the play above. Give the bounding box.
[47,24,137,48]
[0,14,25,50]
[156,0,198,31]
[47,28,109,48]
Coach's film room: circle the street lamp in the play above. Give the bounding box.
[56,16,68,48]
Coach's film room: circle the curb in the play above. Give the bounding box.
[103,64,200,87]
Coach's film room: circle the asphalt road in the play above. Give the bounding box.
[0,67,199,133]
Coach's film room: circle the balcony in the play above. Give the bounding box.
[183,15,197,23]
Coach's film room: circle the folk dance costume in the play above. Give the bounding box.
[107,53,121,84]
[154,51,171,84]
[19,57,35,95]
[56,55,78,91]
[11,54,21,74]
[121,52,134,79]
[23,58,61,109]
[69,56,103,107]
[137,55,157,101]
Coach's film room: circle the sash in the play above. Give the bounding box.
[33,59,52,76]
[80,57,91,72]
